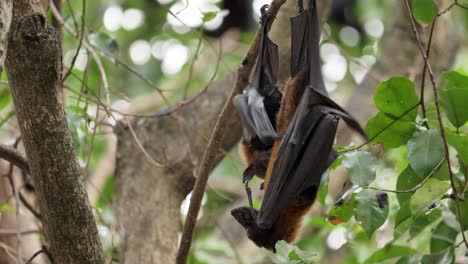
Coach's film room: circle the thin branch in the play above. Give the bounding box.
[183,29,203,99]
[175,1,287,263]
[0,229,40,235]
[403,0,468,248]
[49,0,171,106]
[367,158,445,194]
[50,0,111,113]
[63,0,86,82]
[340,103,420,153]
[418,18,437,129]
[0,144,30,174]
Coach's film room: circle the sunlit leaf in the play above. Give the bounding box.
[439,71,468,128]
[364,244,415,264]
[201,11,218,22]
[365,112,417,149]
[374,77,419,121]
[343,151,377,186]
[410,179,450,214]
[354,190,389,238]
[412,0,438,25]
[407,129,444,177]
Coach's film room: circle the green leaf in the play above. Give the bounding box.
[364,244,415,264]
[317,173,328,205]
[449,190,468,230]
[410,179,450,214]
[374,77,419,121]
[396,166,424,205]
[88,32,119,57]
[396,255,421,264]
[412,0,438,24]
[342,151,377,186]
[365,112,417,149]
[407,129,444,177]
[354,190,389,238]
[422,247,454,264]
[395,201,412,228]
[0,87,11,111]
[0,203,14,212]
[446,131,468,165]
[430,221,457,253]
[409,208,442,238]
[268,241,315,264]
[439,71,468,128]
[201,11,218,22]
[268,241,300,264]
[327,194,356,225]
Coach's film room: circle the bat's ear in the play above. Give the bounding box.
[231,206,258,228]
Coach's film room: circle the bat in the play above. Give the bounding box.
[232,0,366,250]
[233,5,282,207]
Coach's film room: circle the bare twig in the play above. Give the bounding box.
[367,158,445,194]
[0,144,30,174]
[403,0,468,248]
[175,1,287,263]
[50,0,111,113]
[340,103,420,153]
[63,0,86,82]
[0,229,40,235]
[419,18,437,129]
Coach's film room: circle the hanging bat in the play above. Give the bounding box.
[232,0,366,250]
[233,5,282,207]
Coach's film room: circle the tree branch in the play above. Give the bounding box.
[5,0,104,262]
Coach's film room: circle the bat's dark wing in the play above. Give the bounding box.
[257,85,366,228]
[291,0,326,96]
[307,0,327,95]
[234,10,281,146]
[290,4,308,78]
[257,88,339,228]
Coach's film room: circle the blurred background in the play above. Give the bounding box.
[1,0,468,263]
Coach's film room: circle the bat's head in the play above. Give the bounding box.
[231,207,277,251]
[231,206,258,228]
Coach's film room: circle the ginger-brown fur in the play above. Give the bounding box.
[239,143,270,179]
[264,69,308,187]
[270,187,318,243]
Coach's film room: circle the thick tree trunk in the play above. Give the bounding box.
[4,1,104,263]
[115,73,242,263]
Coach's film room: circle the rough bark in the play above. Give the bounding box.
[115,73,241,263]
[4,0,104,263]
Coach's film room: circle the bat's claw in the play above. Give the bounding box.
[259,5,273,25]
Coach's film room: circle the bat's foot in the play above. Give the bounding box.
[259,5,273,25]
